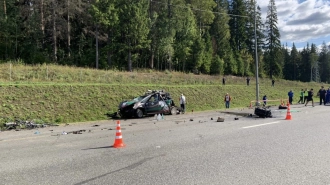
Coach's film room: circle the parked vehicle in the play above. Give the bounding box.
[117,90,178,118]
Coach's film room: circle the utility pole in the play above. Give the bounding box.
[254,0,259,105]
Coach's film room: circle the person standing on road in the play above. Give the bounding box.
[288,90,294,105]
[263,95,267,106]
[318,86,326,105]
[305,89,314,107]
[304,88,308,104]
[326,87,330,105]
[224,93,232,109]
[179,94,186,114]
[298,89,304,104]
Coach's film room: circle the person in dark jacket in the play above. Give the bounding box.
[263,95,267,106]
[288,90,294,105]
[305,89,314,107]
[326,87,330,105]
[318,86,326,105]
[246,77,250,86]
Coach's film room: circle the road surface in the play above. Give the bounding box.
[1,104,330,185]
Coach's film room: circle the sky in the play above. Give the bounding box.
[256,0,330,51]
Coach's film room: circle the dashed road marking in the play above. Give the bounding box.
[242,121,280,129]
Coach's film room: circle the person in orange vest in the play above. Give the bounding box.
[224,93,232,109]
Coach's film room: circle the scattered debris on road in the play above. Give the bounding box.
[3,120,58,131]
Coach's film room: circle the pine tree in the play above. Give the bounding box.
[90,0,119,68]
[209,0,232,75]
[319,42,330,83]
[188,0,216,36]
[310,44,319,82]
[115,0,150,71]
[282,44,292,80]
[229,0,248,52]
[298,44,311,82]
[264,0,281,78]
[172,1,197,72]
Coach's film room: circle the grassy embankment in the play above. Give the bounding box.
[0,63,326,128]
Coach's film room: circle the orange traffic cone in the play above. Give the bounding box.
[112,120,126,148]
[285,106,292,120]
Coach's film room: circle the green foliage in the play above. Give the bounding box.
[0,64,327,124]
[90,0,118,27]
[0,0,328,84]
[210,56,224,75]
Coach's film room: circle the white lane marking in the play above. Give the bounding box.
[242,121,280,129]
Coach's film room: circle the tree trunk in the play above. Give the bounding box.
[40,0,45,47]
[3,0,7,19]
[128,40,132,72]
[107,30,112,68]
[67,0,71,58]
[52,0,57,62]
[149,51,154,69]
[95,25,99,69]
[168,54,172,71]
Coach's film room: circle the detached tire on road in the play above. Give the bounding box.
[135,109,144,118]
[170,106,177,115]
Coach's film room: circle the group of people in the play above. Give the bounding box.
[179,81,330,113]
[295,86,330,106]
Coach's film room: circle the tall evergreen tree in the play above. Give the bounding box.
[264,0,281,78]
[228,0,248,52]
[172,0,197,72]
[115,0,150,71]
[90,0,118,68]
[209,0,232,75]
[282,44,292,80]
[310,43,319,82]
[319,42,330,83]
[298,44,311,82]
[188,0,216,36]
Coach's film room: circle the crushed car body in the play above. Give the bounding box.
[117,90,178,118]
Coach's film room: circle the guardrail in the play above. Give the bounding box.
[249,99,288,109]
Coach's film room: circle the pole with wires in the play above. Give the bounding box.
[254,0,260,106]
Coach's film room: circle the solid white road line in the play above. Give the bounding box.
[242,121,281,129]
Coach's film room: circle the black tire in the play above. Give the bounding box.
[135,109,144,118]
[170,106,177,115]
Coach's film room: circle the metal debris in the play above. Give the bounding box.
[3,120,58,130]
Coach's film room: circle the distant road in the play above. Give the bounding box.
[1,104,330,184]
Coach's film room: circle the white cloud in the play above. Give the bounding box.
[256,0,330,49]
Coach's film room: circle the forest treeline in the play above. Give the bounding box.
[0,0,329,82]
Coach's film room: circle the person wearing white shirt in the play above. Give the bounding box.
[179,94,186,114]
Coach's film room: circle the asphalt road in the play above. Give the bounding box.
[1,104,330,185]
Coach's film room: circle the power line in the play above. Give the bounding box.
[150,0,250,18]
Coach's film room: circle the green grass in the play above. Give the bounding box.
[0,62,327,129]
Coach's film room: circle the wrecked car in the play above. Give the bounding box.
[117,90,178,118]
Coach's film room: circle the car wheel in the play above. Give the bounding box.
[135,109,144,118]
[170,106,177,115]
